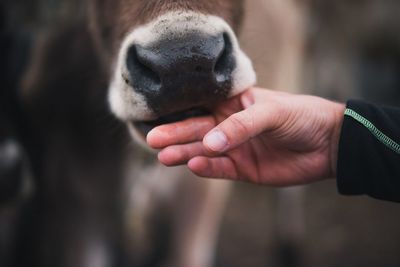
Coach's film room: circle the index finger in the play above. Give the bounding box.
[147,116,216,149]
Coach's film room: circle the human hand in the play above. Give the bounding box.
[147,87,345,186]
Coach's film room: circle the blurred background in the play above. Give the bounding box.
[1,0,400,267]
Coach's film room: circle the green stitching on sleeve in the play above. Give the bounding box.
[344,108,400,154]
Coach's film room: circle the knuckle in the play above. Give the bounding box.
[228,112,254,137]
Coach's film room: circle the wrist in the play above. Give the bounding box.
[329,102,346,178]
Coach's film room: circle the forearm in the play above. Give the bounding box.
[336,100,400,202]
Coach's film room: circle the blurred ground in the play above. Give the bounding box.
[216,182,400,267]
[214,1,400,267]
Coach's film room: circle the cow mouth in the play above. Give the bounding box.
[132,107,211,138]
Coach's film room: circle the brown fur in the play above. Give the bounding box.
[88,0,243,71]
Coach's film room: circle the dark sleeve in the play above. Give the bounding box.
[336,100,400,202]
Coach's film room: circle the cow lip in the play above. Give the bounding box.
[133,107,211,137]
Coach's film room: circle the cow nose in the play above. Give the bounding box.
[126,32,235,115]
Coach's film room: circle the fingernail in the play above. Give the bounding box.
[204,130,228,152]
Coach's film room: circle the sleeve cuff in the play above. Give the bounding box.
[336,100,400,202]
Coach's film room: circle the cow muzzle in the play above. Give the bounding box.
[108,11,256,142]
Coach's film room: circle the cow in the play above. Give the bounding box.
[87,1,257,266]
[14,1,256,267]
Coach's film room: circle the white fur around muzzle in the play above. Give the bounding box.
[108,11,256,122]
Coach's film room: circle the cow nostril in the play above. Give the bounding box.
[126,45,161,92]
[214,33,234,83]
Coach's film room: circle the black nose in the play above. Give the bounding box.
[126,32,235,115]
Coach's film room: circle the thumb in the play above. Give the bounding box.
[203,103,277,153]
